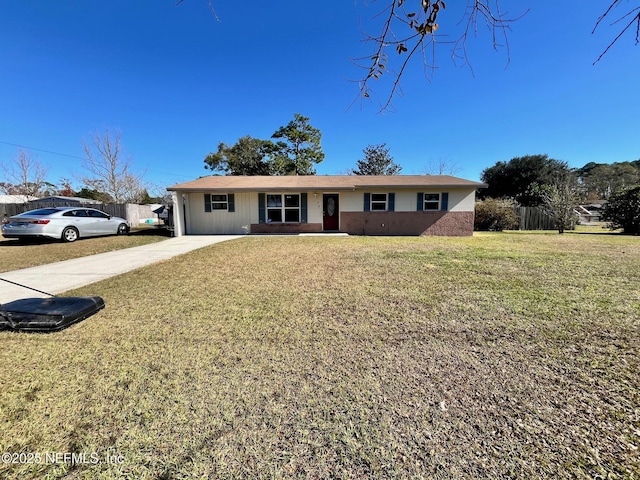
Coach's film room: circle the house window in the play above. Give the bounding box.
[424,193,441,211]
[370,193,388,211]
[210,194,228,210]
[205,193,235,212]
[267,194,300,223]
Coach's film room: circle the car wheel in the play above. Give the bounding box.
[117,223,129,235]
[62,227,79,243]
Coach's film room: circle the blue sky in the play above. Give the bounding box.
[1,1,638,194]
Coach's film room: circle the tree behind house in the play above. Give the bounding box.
[480,155,572,206]
[204,136,274,175]
[352,143,402,175]
[76,187,113,203]
[271,113,324,175]
[575,161,640,200]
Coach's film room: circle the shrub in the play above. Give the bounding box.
[474,198,519,231]
[603,186,640,234]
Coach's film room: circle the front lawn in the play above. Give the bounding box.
[0,229,169,273]
[0,233,638,479]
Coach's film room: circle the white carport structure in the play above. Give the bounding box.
[171,191,186,237]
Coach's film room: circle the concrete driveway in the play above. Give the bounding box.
[0,235,241,304]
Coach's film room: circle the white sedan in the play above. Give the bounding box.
[2,207,130,242]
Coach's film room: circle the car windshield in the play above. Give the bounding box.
[17,208,60,217]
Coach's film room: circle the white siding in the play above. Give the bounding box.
[340,191,364,212]
[185,192,252,234]
[447,189,476,212]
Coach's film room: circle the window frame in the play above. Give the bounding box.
[370,193,388,212]
[266,193,301,223]
[205,193,235,213]
[423,193,441,211]
[210,194,228,211]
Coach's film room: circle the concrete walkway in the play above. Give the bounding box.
[0,235,241,304]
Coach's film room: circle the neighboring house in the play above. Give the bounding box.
[575,201,607,224]
[167,175,486,236]
[30,195,103,205]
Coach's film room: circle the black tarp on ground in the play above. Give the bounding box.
[0,296,104,332]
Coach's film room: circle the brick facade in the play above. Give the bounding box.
[251,213,474,236]
[251,223,323,234]
[340,211,474,236]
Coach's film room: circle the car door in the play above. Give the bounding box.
[62,209,90,236]
[87,209,113,235]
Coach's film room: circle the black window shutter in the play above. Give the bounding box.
[388,193,395,212]
[417,192,424,211]
[258,193,266,223]
[227,193,235,212]
[301,193,308,223]
[364,193,371,212]
[441,192,449,211]
[204,194,211,213]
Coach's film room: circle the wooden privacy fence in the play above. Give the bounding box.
[518,206,556,230]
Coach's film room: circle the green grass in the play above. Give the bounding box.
[0,229,169,273]
[1,233,638,479]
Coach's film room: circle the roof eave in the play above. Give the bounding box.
[167,186,357,192]
[168,183,487,192]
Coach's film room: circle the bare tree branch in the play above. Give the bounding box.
[593,2,640,64]
[0,149,50,197]
[352,1,525,112]
[81,129,146,203]
[176,0,219,22]
[452,1,526,75]
[424,157,462,176]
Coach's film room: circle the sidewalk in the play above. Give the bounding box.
[0,235,241,304]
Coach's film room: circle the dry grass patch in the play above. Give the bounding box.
[0,230,169,273]
[0,233,638,479]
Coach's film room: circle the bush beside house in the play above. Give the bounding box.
[474,198,519,231]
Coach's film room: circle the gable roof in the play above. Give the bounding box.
[168,175,487,192]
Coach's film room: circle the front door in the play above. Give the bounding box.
[323,194,339,231]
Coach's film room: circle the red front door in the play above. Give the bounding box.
[323,194,339,231]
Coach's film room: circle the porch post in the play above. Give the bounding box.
[171,191,185,237]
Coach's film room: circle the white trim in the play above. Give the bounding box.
[370,193,388,211]
[424,193,441,211]
[208,193,229,211]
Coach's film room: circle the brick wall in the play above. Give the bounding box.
[251,223,323,234]
[249,212,474,236]
[340,211,474,236]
